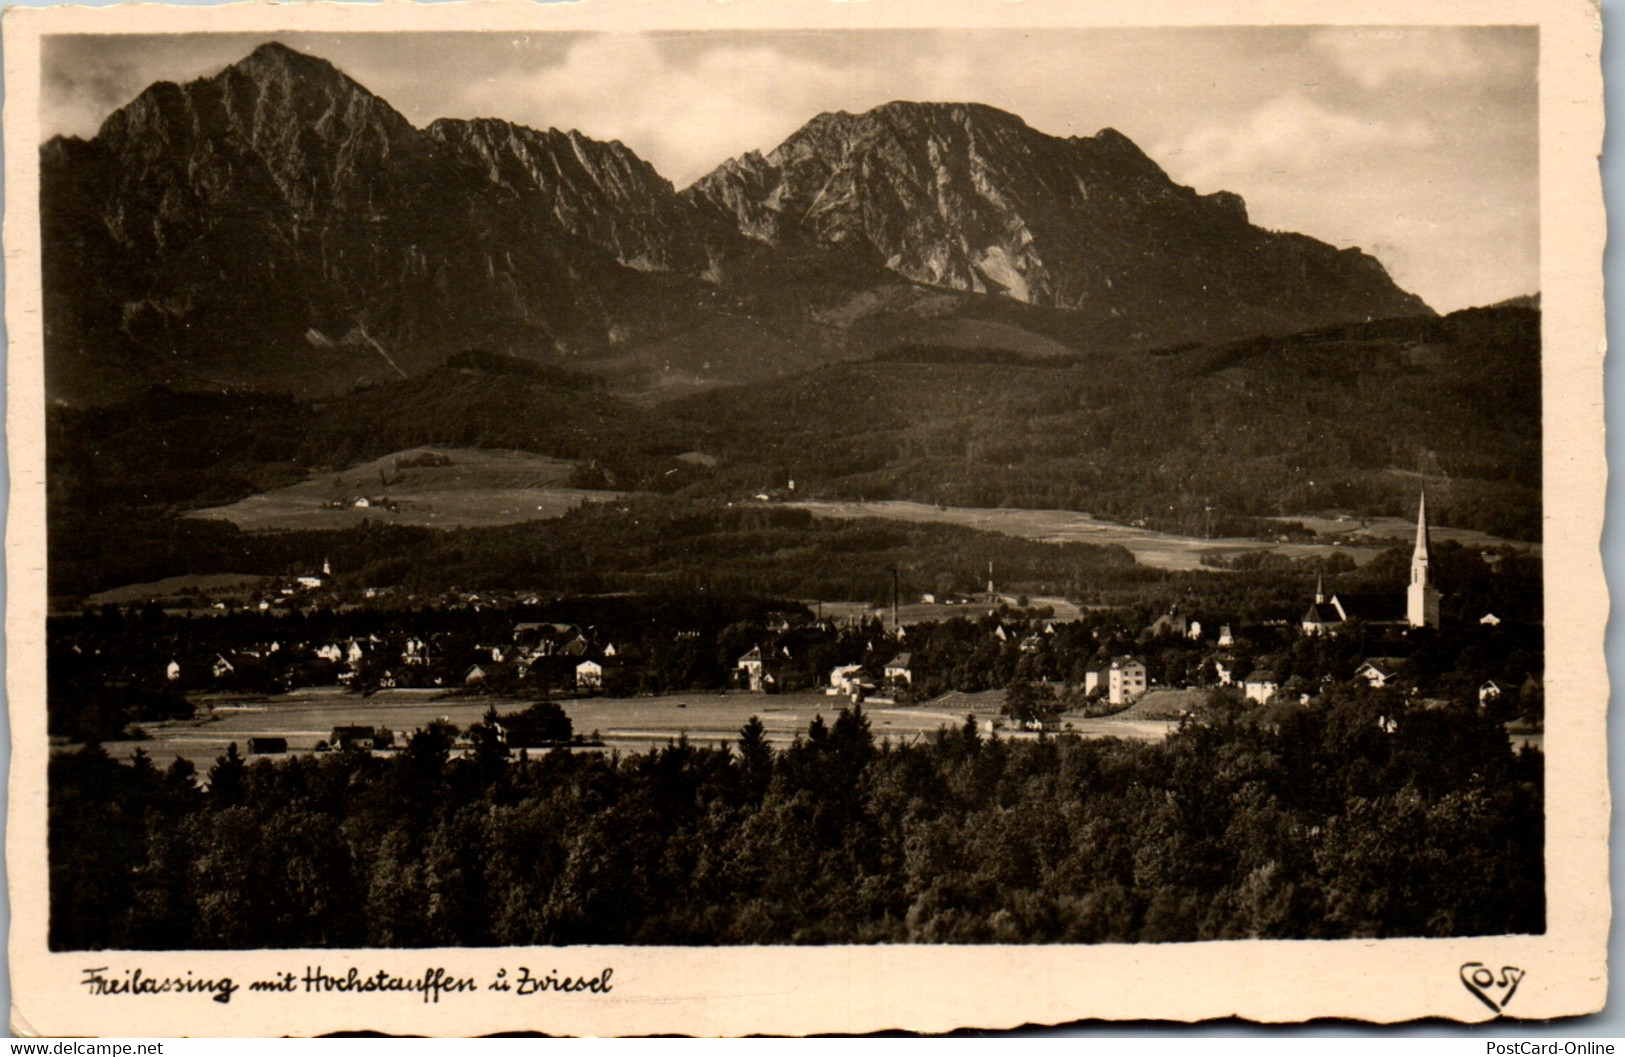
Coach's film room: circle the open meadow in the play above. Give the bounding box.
[185,446,619,531]
[790,499,1388,571]
[788,499,1538,570]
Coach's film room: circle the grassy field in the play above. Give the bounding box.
[1113,689,1208,720]
[86,572,262,607]
[1279,513,1542,554]
[186,447,620,531]
[89,687,1176,768]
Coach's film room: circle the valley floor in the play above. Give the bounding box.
[789,500,1537,571]
[80,687,1178,768]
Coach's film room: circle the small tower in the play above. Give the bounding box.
[1407,491,1442,628]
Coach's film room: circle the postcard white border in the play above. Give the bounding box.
[2,0,1607,1036]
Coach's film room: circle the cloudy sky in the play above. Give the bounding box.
[42,27,1538,313]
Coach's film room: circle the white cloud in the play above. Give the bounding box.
[454,34,865,188]
[1158,93,1435,191]
[1306,27,1520,92]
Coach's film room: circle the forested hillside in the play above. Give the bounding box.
[665,305,1541,539]
[47,305,1540,599]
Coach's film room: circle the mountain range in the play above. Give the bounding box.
[42,42,1433,406]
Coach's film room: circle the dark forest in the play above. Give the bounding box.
[51,693,1542,950]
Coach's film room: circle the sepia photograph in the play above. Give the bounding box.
[4,0,1608,1035]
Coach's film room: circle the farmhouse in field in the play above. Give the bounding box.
[330,726,393,751]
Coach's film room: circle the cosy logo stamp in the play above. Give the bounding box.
[1460,962,1525,1014]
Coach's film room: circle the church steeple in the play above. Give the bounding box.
[1406,490,1441,627]
[1412,491,1431,567]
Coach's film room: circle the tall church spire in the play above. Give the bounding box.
[1407,490,1441,628]
[1412,490,1431,564]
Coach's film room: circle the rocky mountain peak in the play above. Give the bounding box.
[687,98,1429,328]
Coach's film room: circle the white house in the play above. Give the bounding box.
[828,664,868,696]
[1355,657,1408,689]
[1085,656,1147,706]
[1243,671,1280,704]
[737,647,766,692]
[575,660,603,689]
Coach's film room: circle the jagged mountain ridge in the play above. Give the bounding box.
[686,101,1431,333]
[42,42,1433,405]
[41,43,719,404]
[425,116,731,276]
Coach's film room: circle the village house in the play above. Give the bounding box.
[1355,657,1409,689]
[464,663,513,686]
[882,653,913,687]
[827,664,869,697]
[1243,670,1280,704]
[1145,610,1188,638]
[1085,656,1147,706]
[737,646,767,692]
[575,659,603,689]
